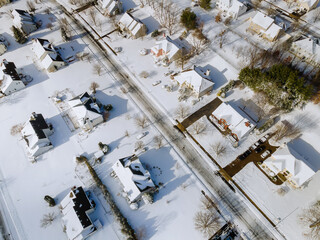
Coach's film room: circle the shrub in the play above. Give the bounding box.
[199,0,211,10]
[180,8,197,30]
[151,29,160,37]
[215,12,222,23]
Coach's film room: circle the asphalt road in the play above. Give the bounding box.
[58,3,284,240]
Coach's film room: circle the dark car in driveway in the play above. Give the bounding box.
[239,149,252,160]
[255,145,266,153]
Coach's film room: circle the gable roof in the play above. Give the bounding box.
[0,60,21,81]
[264,145,317,186]
[211,102,255,140]
[113,155,155,202]
[61,187,96,240]
[293,37,320,61]
[119,12,145,36]
[251,12,274,30]
[151,36,182,60]
[174,66,214,94]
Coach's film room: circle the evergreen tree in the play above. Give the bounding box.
[180,8,197,30]
[12,26,27,44]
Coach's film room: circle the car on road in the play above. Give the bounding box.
[152,80,161,86]
[136,132,148,140]
[261,150,271,159]
[255,145,265,153]
[239,149,252,160]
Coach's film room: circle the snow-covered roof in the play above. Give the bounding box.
[293,37,320,61]
[211,102,255,140]
[119,12,144,36]
[112,155,155,202]
[12,9,35,27]
[61,186,96,240]
[264,23,282,39]
[174,66,214,94]
[300,0,319,9]
[69,92,103,126]
[228,0,246,14]
[251,12,274,30]
[0,59,21,81]
[151,36,182,60]
[264,145,317,187]
[32,38,55,59]
[21,113,51,149]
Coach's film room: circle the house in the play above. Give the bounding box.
[291,37,320,66]
[98,0,122,16]
[21,112,54,159]
[118,12,147,39]
[0,59,25,95]
[247,12,282,42]
[299,0,320,12]
[12,9,37,34]
[215,0,247,19]
[32,38,65,72]
[173,65,214,98]
[209,101,256,143]
[262,143,318,188]
[0,34,8,56]
[68,92,104,130]
[61,186,100,240]
[150,36,183,63]
[112,155,156,203]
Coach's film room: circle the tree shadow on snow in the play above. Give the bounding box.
[141,16,160,34]
[122,0,137,11]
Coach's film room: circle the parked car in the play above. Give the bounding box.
[260,133,271,143]
[239,150,251,160]
[115,47,122,53]
[261,150,271,159]
[136,132,148,140]
[250,141,260,150]
[152,80,161,86]
[255,145,265,153]
[139,48,148,55]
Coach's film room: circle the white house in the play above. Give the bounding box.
[68,92,104,130]
[12,9,37,34]
[21,112,54,159]
[150,36,183,63]
[216,0,247,19]
[291,37,320,65]
[118,12,147,39]
[248,12,282,42]
[0,59,25,96]
[61,186,99,240]
[0,34,8,56]
[263,144,318,188]
[98,0,122,16]
[174,65,214,98]
[32,38,65,72]
[112,155,156,203]
[209,101,256,142]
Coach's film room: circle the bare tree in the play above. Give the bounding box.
[89,9,97,26]
[134,115,148,129]
[86,54,93,63]
[26,0,36,13]
[6,9,14,19]
[46,23,53,30]
[40,212,55,228]
[139,71,149,78]
[11,123,24,136]
[190,30,208,55]
[175,104,190,119]
[215,30,228,49]
[210,141,227,157]
[200,197,213,211]
[276,186,289,196]
[299,200,320,239]
[194,211,220,238]
[90,81,99,94]
[135,141,145,151]
[136,226,147,240]
[138,0,146,7]
[68,0,77,5]
[93,64,102,76]
[273,120,301,142]
[192,121,206,135]
[124,130,129,137]
[247,46,261,68]
[154,0,178,35]
[153,135,163,149]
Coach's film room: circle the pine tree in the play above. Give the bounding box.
[12,26,27,44]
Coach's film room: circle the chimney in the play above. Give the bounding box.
[2,59,8,65]
[205,69,211,76]
[30,112,37,120]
